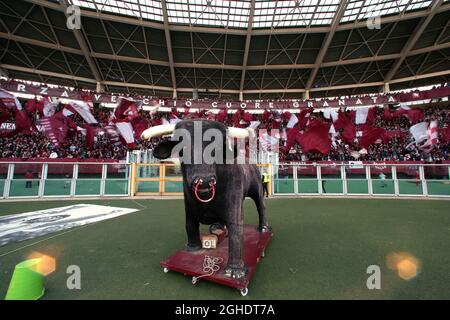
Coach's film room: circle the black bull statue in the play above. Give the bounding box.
[141,120,270,279]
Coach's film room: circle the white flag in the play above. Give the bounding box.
[43,101,58,117]
[355,108,369,124]
[259,132,279,152]
[286,113,299,128]
[115,122,135,145]
[68,101,98,124]
[323,108,339,122]
[169,116,182,125]
[419,121,438,153]
[409,122,429,144]
[249,121,261,130]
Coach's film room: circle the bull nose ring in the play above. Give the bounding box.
[193,178,216,203]
[193,177,203,185]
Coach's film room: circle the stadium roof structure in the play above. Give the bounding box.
[0,0,449,100]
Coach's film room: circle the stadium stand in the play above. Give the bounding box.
[0,94,448,162]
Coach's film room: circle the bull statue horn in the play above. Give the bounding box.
[227,127,256,139]
[141,124,175,140]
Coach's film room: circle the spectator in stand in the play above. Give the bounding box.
[25,170,33,188]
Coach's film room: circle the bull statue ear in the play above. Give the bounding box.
[153,140,179,159]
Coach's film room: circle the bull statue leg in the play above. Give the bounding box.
[255,186,271,232]
[184,200,202,252]
[248,173,271,232]
[224,201,246,279]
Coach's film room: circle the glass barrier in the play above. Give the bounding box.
[345,165,368,194]
[396,165,422,195]
[423,165,449,196]
[136,181,160,193]
[107,163,129,179]
[75,164,102,196]
[76,179,101,196]
[44,164,74,196]
[0,163,8,197]
[164,181,183,193]
[137,165,160,179]
[297,179,318,194]
[78,164,103,179]
[273,165,295,194]
[0,180,4,197]
[105,179,129,195]
[320,165,343,194]
[370,166,395,195]
[1,162,449,198]
[9,179,40,197]
[165,165,182,178]
[296,165,318,194]
[105,163,129,195]
[9,164,43,197]
[274,179,295,194]
[43,179,72,196]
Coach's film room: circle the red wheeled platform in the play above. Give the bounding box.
[160,224,273,296]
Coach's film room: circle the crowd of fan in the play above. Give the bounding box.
[283,106,449,163]
[0,102,448,162]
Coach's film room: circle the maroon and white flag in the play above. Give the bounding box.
[39,112,69,146]
[66,101,98,124]
[114,97,139,122]
[105,125,121,146]
[115,122,135,147]
[419,121,439,153]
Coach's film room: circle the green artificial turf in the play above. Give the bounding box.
[0,198,449,300]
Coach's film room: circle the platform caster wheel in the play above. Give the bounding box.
[192,277,198,285]
[240,288,248,297]
[163,267,170,273]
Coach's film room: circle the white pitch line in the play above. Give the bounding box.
[131,199,148,209]
[0,223,92,258]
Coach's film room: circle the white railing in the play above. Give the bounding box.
[272,163,450,198]
[0,161,130,199]
[1,161,449,199]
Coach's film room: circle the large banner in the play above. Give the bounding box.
[1,79,449,110]
[0,204,138,246]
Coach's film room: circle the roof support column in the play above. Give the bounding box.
[384,0,443,82]
[161,0,177,97]
[96,82,103,93]
[239,0,256,101]
[60,0,102,85]
[305,0,349,90]
[303,90,310,99]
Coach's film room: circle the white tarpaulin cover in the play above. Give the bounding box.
[0,204,138,246]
